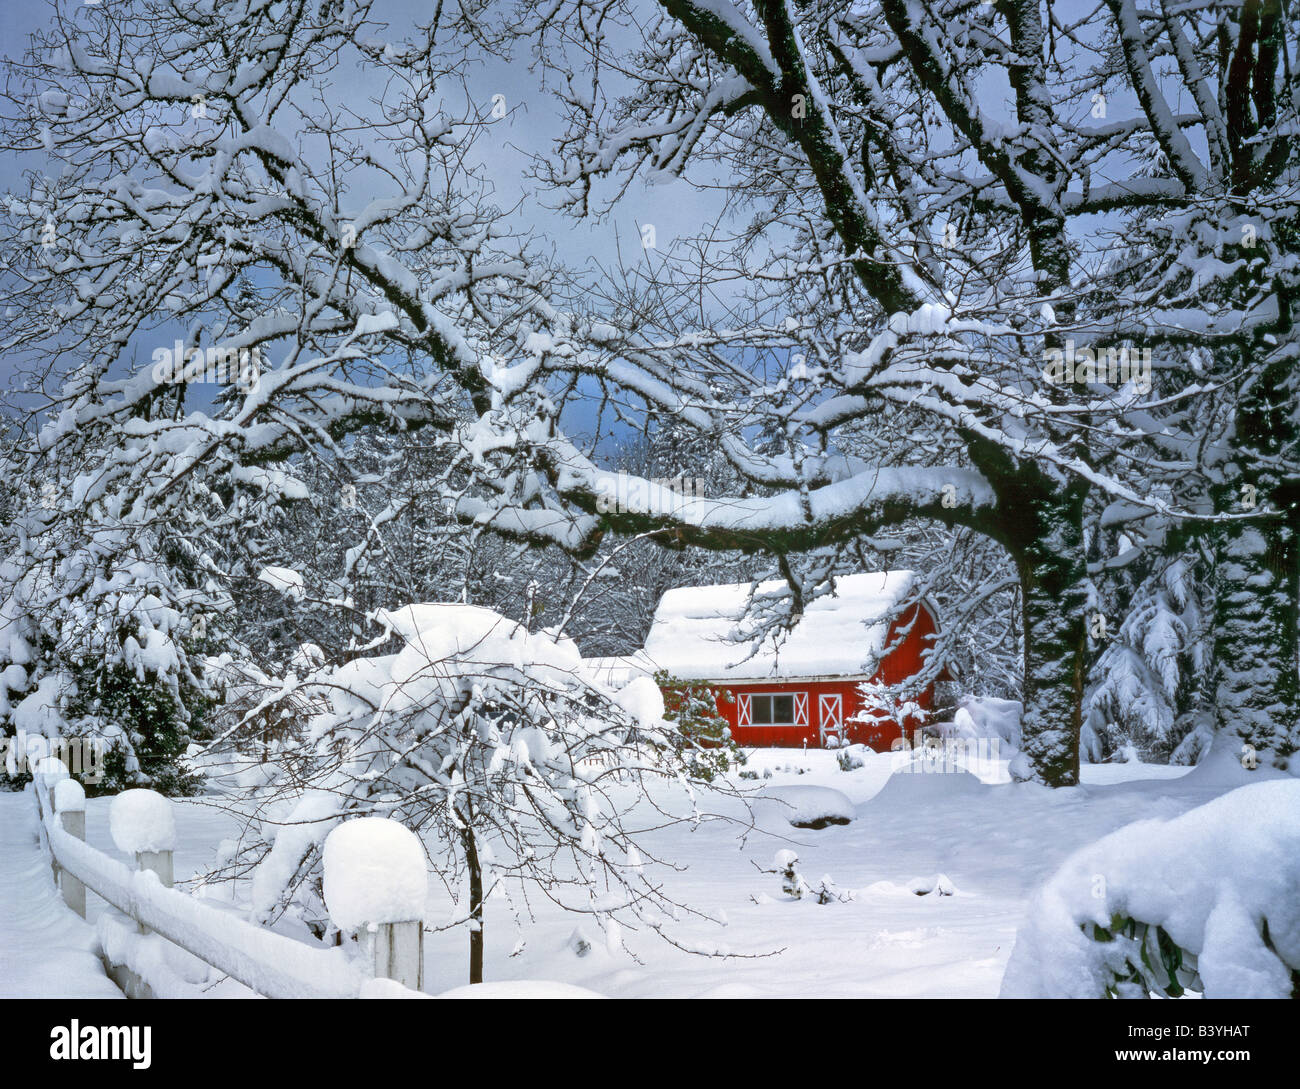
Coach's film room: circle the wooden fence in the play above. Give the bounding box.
[32,768,426,999]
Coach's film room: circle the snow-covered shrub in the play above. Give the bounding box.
[809,875,850,905]
[760,852,847,904]
[771,849,806,900]
[907,873,956,897]
[761,785,853,829]
[836,743,869,771]
[211,602,735,984]
[63,660,209,797]
[0,444,233,797]
[1001,781,1300,998]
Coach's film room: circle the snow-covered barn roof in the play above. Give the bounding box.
[632,571,920,683]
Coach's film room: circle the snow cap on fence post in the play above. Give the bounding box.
[53,778,85,814]
[323,818,427,992]
[110,788,176,908]
[53,778,87,918]
[110,789,177,855]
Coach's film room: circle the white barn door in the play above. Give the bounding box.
[818,694,843,747]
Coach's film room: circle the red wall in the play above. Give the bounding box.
[698,604,939,751]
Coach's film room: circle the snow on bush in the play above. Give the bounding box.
[761,785,853,829]
[207,599,736,979]
[614,675,665,728]
[109,789,176,855]
[772,849,805,899]
[249,791,340,923]
[1001,781,1300,998]
[322,818,429,932]
[947,696,1021,748]
[907,873,956,897]
[257,566,306,602]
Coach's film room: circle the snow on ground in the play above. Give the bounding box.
[0,791,121,998]
[416,748,1265,998]
[1,744,1283,999]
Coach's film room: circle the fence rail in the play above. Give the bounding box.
[32,771,424,999]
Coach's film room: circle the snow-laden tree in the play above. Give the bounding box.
[1084,551,1214,764]
[0,0,585,781]
[449,0,1300,781]
[4,0,1296,792]
[207,599,736,985]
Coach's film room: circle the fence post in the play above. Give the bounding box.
[363,918,424,991]
[109,789,176,935]
[35,758,70,886]
[53,779,87,919]
[323,817,428,992]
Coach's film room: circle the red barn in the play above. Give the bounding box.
[588,572,943,751]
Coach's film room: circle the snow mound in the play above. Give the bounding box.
[1000,780,1300,998]
[761,785,853,828]
[110,789,176,854]
[359,978,431,999]
[869,766,988,805]
[322,818,428,931]
[945,696,1021,746]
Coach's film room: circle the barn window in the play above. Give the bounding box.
[751,693,797,725]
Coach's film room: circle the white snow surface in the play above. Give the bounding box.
[322,818,429,931]
[6,739,1295,999]
[642,571,916,681]
[110,789,177,854]
[0,791,122,998]
[434,979,604,999]
[1001,779,1300,998]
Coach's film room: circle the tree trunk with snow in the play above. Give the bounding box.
[1211,349,1300,768]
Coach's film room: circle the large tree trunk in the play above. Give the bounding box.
[1211,520,1299,767]
[1013,493,1089,787]
[967,435,1088,786]
[1210,351,1300,768]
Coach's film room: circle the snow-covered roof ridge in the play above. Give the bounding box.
[641,571,919,682]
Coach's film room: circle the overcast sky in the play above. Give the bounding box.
[0,0,729,441]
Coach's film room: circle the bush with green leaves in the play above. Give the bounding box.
[654,670,739,782]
